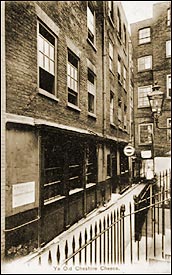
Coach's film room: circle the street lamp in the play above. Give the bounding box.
[147,82,171,129]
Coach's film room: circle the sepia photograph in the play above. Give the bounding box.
[1,1,171,273]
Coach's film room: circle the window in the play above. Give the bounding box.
[167,118,171,141]
[139,27,151,44]
[166,40,171,57]
[86,143,97,185]
[123,66,127,90]
[109,41,113,72]
[117,8,122,39]
[139,124,153,144]
[124,105,127,129]
[118,99,122,122]
[167,74,171,98]
[123,24,127,47]
[138,85,152,107]
[87,2,95,45]
[110,91,114,124]
[167,8,171,26]
[108,1,114,22]
[138,55,152,71]
[107,154,112,177]
[38,22,55,94]
[88,69,96,114]
[67,50,79,106]
[118,56,121,82]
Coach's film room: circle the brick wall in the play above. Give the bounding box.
[5,1,104,135]
[131,1,171,156]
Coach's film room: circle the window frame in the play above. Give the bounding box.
[109,41,114,72]
[123,65,127,90]
[118,56,122,83]
[110,91,114,124]
[87,68,96,115]
[138,27,151,44]
[139,123,153,145]
[117,8,122,39]
[167,8,171,26]
[118,99,122,122]
[167,74,171,98]
[37,21,57,98]
[167,118,171,142]
[124,105,127,130]
[108,1,114,23]
[138,85,152,108]
[138,55,152,72]
[67,50,79,107]
[166,40,171,58]
[87,2,96,46]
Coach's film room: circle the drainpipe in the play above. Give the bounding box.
[102,2,107,179]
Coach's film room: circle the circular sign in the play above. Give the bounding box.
[123,145,135,157]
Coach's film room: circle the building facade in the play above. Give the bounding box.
[2,1,131,257]
[131,2,171,178]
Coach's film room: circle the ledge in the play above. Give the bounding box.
[67,102,81,112]
[86,183,96,189]
[44,195,66,205]
[69,188,84,195]
[38,89,59,102]
[87,38,97,52]
[110,122,117,129]
[88,112,97,119]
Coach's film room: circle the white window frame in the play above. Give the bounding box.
[123,66,127,90]
[138,55,152,71]
[38,21,57,97]
[139,27,151,44]
[138,85,152,107]
[109,41,113,72]
[108,1,114,22]
[118,99,122,122]
[139,123,153,145]
[67,50,79,107]
[87,2,96,45]
[167,8,171,26]
[167,118,171,141]
[124,105,127,130]
[167,74,171,98]
[118,56,121,82]
[166,40,171,58]
[110,91,114,124]
[88,69,96,115]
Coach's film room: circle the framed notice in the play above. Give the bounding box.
[12,181,35,208]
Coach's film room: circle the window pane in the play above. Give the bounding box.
[44,56,49,71]
[38,35,44,52]
[44,40,49,56]
[88,93,94,113]
[139,124,152,144]
[68,89,77,105]
[39,52,44,68]
[87,6,94,34]
[39,67,55,94]
[50,45,54,60]
[50,60,54,75]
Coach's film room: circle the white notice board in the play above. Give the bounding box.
[12,181,35,208]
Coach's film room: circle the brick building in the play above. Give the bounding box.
[130,1,171,178]
[2,1,131,256]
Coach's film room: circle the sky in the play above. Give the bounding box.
[121,1,167,25]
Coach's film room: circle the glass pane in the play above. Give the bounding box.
[44,40,49,56]
[39,52,44,68]
[50,45,54,60]
[45,56,49,71]
[50,60,54,75]
[67,76,71,87]
[38,35,44,52]
[67,63,71,75]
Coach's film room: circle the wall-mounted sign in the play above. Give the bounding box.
[141,150,152,159]
[123,145,135,157]
[12,181,35,208]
